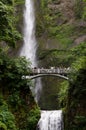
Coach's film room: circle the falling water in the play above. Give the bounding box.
[20,0,37,67]
[20,1,63,129]
[37,110,63,130]
[20,0,42,102]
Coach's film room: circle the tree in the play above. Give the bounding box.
[0,1,22,47]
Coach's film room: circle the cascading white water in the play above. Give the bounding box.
[20,0,63,130]
[20,0,37,67]
[35,78,42,102]
[38,110,63,130]
[20,1,63,129]
[20,0,42,102]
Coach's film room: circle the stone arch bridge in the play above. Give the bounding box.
[23,67,70,80]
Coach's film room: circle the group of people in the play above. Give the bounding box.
[31,67,70,74]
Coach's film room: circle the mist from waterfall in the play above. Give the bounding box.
[38,110,63,130]
[20,0,42,102]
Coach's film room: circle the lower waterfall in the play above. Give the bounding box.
[37,110,63,130]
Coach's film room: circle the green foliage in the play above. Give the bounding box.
[0,121,7,130]
[74,0,86,20]
[38,42,86,68]
[14,0,24,5]
[0,50,29,120]
[0,97,18,130]
[70,56,86,82]
[55,42,86,130]
[0,49,31,91]
[82,0,86,20]
[82,6,86,20]
[36,1,63,34]
[0,0,13,5]
[0,0,22,47]
[36,0,51,37]
[75,116,86,124]
[58,81,69,108]
[64,56,86,130]
[0,111,17,130]
[74,0,83,19]
[72,56,86,70]
[8,91,22,107]
[0,1,40,130]
[41,0,48,8]
[0,50,40,130]
[72,42,86,56]
[0,95,8,112]
[51,25,74,48]
[27,107,40,130]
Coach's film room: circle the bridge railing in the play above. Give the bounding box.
[30,67,71,74]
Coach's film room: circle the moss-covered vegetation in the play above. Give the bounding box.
[58,43,86,130]
[0,49,40,130]
[0,96,17,130]
[65,57,86,130]
[36,0,86,50]
[37,42,86,68]
[74,0,86,20]
[0,0,22,47]
[0,0,40,130]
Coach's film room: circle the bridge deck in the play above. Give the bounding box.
[22,67,70,80]
[30,67,70,75]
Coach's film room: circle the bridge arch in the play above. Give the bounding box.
[25,74,69,80]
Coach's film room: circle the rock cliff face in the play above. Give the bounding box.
[48,0,75,23]
[35,0,86,50]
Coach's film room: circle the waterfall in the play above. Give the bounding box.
[20,0,42,102]
[37,110,63,130]
[20,0,37,67]
[20,1,63,130]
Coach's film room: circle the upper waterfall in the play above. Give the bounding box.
[20,0,37,67]
[20,0,42,103]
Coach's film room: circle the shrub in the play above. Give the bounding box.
[0,121,7,130]
[0,98,18,130]
[27,107,40,130]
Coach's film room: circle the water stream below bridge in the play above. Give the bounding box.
[20,0,64,129]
